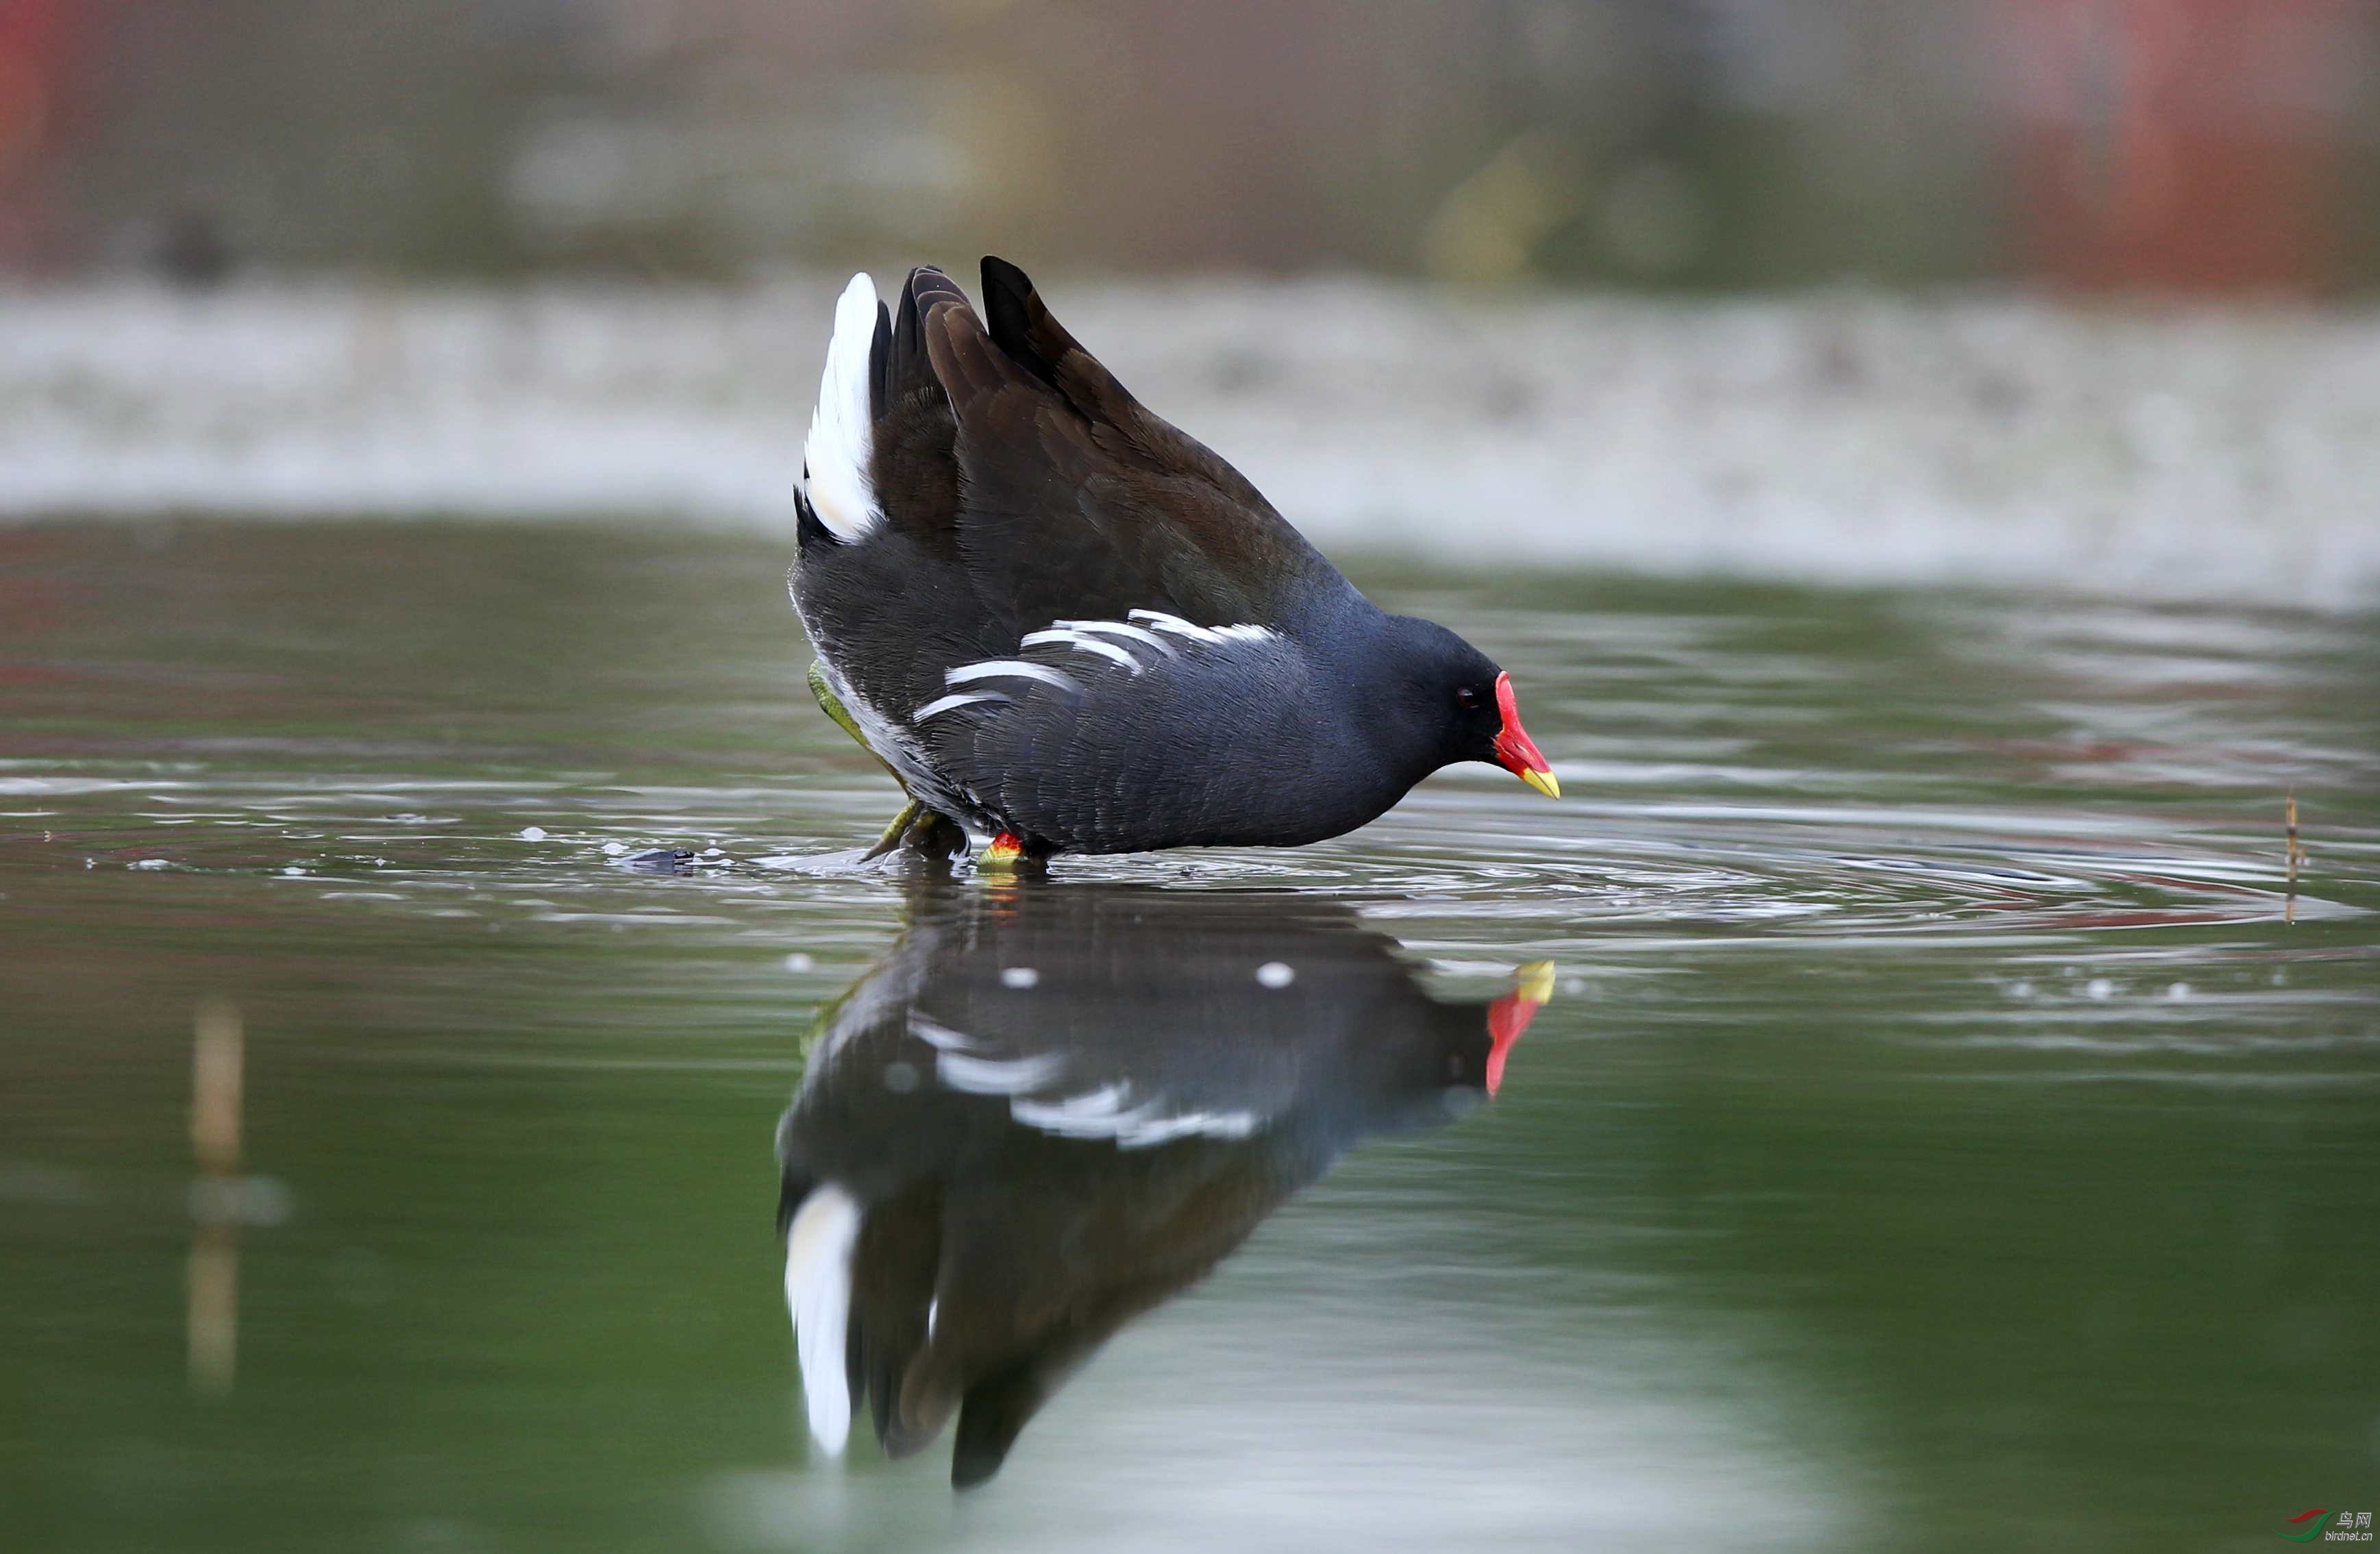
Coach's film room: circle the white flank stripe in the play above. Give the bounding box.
[945,659,1083,694]
[913,689,1011,724]
[801,274,880,540]
[1126,609,1277,646]
[1116,1109,1262,1147]
[1053,618,1178,656]
[1006,1083,1261,1148]
[1020,628,1145,673]
[937,1047,1068,1096]
[1126,608,1214,643]
[784,1184,862,1454]
[908,1013,978,1052]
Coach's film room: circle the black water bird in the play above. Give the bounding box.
[776,886,1552,1486]
[787,258,1559,865]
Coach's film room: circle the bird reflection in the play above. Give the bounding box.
[775,884,1551,1488]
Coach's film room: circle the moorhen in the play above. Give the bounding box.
[788,258,1559,864]
[778,883,1552,1485]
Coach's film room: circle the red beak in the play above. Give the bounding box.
[1490,671,1559,799]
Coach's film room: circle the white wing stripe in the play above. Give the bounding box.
[1052,619,1178,657]
[913,689,1012,724]
[1127,608,1216,643]
[1020,628,1145,673]
[1126,609,1279,647]
[945,660,1084,693]
[904,617,1278,731]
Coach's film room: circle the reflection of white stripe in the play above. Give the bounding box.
[1020,628,1144,673]
[785,1185,861,1454]
[913,689,1011,724]
[945,659,1083,693]
[1117,1109,1260,1147]
[1008,1083,1260,1148]
[908,1013,976,1052]
[937,1048,1066,1096]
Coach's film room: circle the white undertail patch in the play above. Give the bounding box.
[801,274,881,541]
[784,1184,862,1455]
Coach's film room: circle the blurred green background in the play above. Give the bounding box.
[9,0,2379,291]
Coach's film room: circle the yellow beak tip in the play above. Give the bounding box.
[1515,960,1557,1004]
[1520,767,1561,800]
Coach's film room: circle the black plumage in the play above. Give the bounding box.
[789,258,1557,858]
[776,884,1547,1485]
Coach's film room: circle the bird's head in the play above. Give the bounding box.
[1371,615,1560,801]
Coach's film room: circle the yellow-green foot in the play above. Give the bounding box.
[859,801,968,861]
[861,798,924,859]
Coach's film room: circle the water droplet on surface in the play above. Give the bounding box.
[2166,982,2191,1000]
[1000,966,1039,989]
[2009,981,2035,998]
[518,826,547,841]
[1256,961,1296,989]
[782,952,815,973]
[2085,978,2115,1000]
[601,841,628,856]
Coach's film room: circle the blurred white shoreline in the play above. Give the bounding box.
[4,277,2375,608]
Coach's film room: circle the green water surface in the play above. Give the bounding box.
[3,522,2375,1553]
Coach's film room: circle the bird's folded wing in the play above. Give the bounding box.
[906,611,1324,851]
[914,261,1337,639]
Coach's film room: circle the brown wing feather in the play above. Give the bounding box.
[980,256,1278,521]
[915,259,1344,637]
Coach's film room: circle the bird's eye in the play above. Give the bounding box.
[1454,686,1481,710]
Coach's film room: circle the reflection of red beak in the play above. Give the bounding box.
[1482,961,1554,1096]
[1491,672,1559,800]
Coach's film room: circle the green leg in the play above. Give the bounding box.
[862,798,926,860]
[808,661,966,860]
